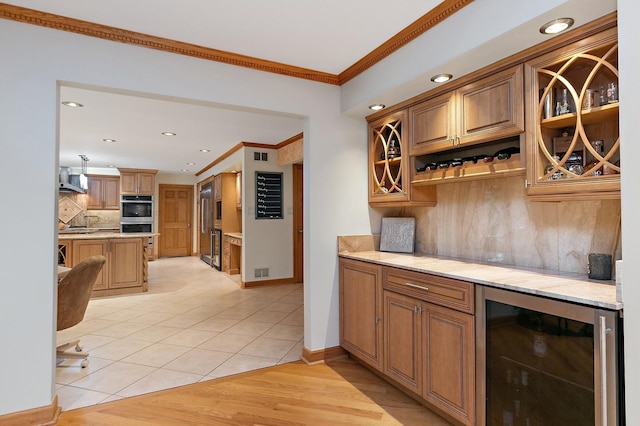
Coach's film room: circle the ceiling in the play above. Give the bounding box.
[2,0,617,175]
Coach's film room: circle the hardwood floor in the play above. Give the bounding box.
[57,356,453,425]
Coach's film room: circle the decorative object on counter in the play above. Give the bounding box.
[380,217,415,254]
[588,253,612,280]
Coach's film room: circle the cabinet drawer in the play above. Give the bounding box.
[383,267,474,314]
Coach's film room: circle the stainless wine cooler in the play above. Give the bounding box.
[476,286,624,426]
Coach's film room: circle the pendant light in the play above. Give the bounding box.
[79,154,89,190]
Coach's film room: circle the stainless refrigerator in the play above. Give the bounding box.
[199,182,215,267]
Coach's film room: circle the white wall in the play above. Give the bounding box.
[618,1,640,424]
[242,147,293,281]
[0,19,369,415]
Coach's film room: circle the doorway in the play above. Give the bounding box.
[158,184,194,257]
[293,163,303,283]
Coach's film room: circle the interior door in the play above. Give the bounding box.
[158,184,193,257]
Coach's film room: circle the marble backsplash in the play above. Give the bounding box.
[381,176,621,275]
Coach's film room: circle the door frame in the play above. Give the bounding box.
[293,163,303,283]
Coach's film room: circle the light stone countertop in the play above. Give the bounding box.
[58,232,159,240]
[224,232,243,239]
[339,249,622,311]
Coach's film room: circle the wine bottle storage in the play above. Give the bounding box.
[412,137,525,185]
[486,315,595,426]
[527,27,620,200]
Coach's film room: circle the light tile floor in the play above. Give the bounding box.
[56,256,304,411]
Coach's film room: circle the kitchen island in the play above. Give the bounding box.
[58,232,157,297]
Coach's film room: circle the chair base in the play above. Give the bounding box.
[56,339,89,368]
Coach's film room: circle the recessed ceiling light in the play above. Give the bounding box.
[180,169,189,172]
[62,101,83,107]
[161,132,176,136]
[107,164,116,168]
[368,104,386,111]
[539,18,574,34]
[200,149,210,153]
[187,162,196,166]
[430,74,453,83]
[102,138,116,143]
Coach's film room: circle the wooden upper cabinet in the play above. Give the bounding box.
[525,26,620,201]
[368,110,436,206]
[410,64,524,156]
[118,168,157,195]
[213,174,222,201]
[409,91,456,154]
[87,175,120,210]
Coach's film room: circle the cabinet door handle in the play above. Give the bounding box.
[375,316,381,323]
[405,282,429,291]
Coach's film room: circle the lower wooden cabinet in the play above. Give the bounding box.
[423,301,475,426]
[222,235,242,275]
[71,237,144,296]
[339,257,384,372]
[384,291,422,394]
[340,257,475,426]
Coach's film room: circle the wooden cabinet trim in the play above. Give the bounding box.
[383,266,475,314]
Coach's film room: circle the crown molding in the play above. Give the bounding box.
[0,3,340,85]
[338,0,474,84]
[0,1,470,86]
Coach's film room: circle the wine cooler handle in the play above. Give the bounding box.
[599,315,608,426]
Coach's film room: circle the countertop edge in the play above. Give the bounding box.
[59,232,159,240]
[339,251,623,311]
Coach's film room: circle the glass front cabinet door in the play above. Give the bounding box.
[368,109,436,206]
[525,26,619,201]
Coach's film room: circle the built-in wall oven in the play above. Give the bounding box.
[476,286,624,426]
[121,195,154,248]
[121,195,153,222]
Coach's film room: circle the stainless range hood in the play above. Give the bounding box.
[59,167,86,193]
